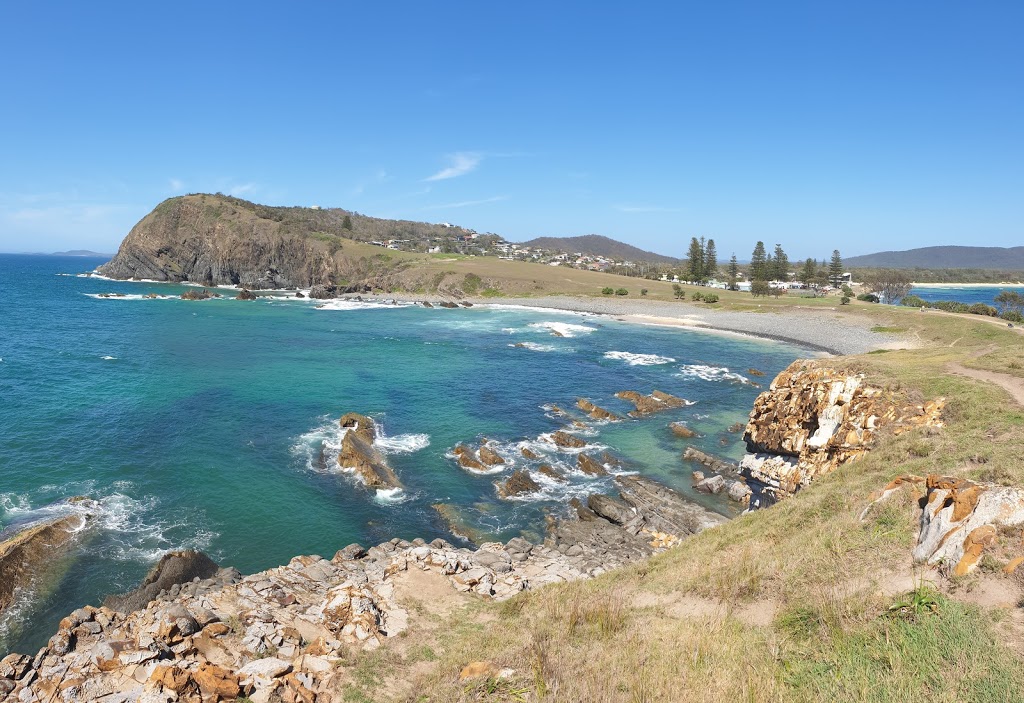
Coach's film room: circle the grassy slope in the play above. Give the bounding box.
[324,278,1024,702]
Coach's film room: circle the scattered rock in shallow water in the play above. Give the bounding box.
[521,447,540,460]
[439,301,459,308]
[683,447,738,475]
[461,301,473,307]
[295,290,306,298]
[337,413,404,489]
[691,471,705,483]
[180,288,214,300]
[550,430,586,449]
[236,288,257,300]
[726,480,752,504]
[695,475,726,494]
[309,284,335,299]
[498,470,540,498]
[669,421,697,438]
[421,301,433,308]
[452,445,487,472]
[577,454,607,476]
[537,464,566,482]
[576,398,621,422]
[748,368,766,377]
[727,422,745,433]
[433,503,488,544]
[615,389,690,417]
[479,445,505,466]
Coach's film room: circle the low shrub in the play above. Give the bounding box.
[640,288,648,296]
[601,287,614,295]
[692,292,704,301]
[857,293,879,303]
[614,288,629,296]
[841,296,851,305]
[704,293,719,303]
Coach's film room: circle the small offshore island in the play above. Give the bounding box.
[1,195,1024,702]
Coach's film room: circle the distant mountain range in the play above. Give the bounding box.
[517,234,679,264]
[846,246,1024,270]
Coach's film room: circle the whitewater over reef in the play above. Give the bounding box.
[0,254,807,653]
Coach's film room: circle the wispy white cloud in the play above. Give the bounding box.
[614,204,682,213]
[424,195,507,210]
[228,182,257,196]
[424,152,482,182]
[168,178,185,192]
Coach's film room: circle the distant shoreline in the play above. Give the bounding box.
[911,282,1024,288]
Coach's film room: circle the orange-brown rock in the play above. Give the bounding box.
[452,445,487,472]
[669,422,697,438]
[338,415,403,490]
[459,661,501,681]
[747,368,766,377]
[479,445,505,466]
[615,390,689,417]
[537,464,566,482]
[954,525,998,576]
[1004,556,1024,574]
[576,398,622,422]
[521,447,540,460]
[741,361,944,507]
[550,431,586,449]
[577,454,607,476]
[150,666,191,692]
[498,470,541,498]
[192,663,240,698]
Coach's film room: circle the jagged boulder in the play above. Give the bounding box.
[577,454,607,476]
[576,398,621,422]
[452,445,487,472]
[741,361,944,508]
[537,464,566,482]
[550,430,586,449]
[521,447,540,460]
[236,288,257,300]
[479,445,505,466]
[587,494,635,525]
[180,288,214,300]
[498,471,541,498]
[695,475,726,494]
[615,390,690,417]
[337,413,403,489]
[309,284,336,299]
[914,475,1024,576]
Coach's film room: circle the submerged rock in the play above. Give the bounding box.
[432,503,489,544]
[615,389,690,417]
[0,502,96,615]
[669,421,697,438]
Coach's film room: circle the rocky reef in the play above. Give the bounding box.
[739,360,944,508]
[335,413,403,490]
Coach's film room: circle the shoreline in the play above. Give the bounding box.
[911,282,1024,288]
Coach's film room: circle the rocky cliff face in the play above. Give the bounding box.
[740,361,945,508]
[97,195,408,290]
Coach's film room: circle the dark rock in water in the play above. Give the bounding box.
[0,502,97,615]
[615,390,690,417]
[497,470,540,498]
[309,284,336,299]
[537,464,566,482]
[295,291,306,298]
[432,503,488,544]
[577,453,607,476]
[478,445,505,466]
[337,414,403,490]
[452,444,487,472]
[521,447,540,460]
[421,301,434,308]
[236,288,257,300]
[683,447,738,475]
[104,550,220,613]
[669,421,697,438]
[727,422,745,433]
[550,430,585,449]
[439,301,459,309]
[180,288,213,300]
[576,398,622,422]
[747,368,766,377]
[461,301,473,307]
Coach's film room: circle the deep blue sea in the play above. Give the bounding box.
[909,285,1024,306]
[0,254,808,653]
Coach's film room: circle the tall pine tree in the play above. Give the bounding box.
[800,257,816,287]
[686,237,704,283]
[750,241,767,281]
[704,239,718,281]
[727,254,739,291]
[828,250,844,287]
[772,244,789,282]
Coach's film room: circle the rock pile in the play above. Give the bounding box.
[740,361,944,508]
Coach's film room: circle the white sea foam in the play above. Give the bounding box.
[314,299,414,311]
[292,415,428,477]
[508,342,557,352]
[101,355,117,360]
[84,293,175,301]
[603,351,676,366]
[676,364,751,384]
[373,488,410,504]
[480,304,595,317]
[375,433,431,454]
[528,321,598,338]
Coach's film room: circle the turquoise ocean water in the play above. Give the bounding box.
[909,285,1024,306]
[0,254,808,654]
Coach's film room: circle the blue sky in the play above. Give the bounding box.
[1,2,1021,258]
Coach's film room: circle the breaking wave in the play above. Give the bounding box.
[603,351,676,366]
[528,321,598,338]
[291,415,429,474]
[676,364,751,384]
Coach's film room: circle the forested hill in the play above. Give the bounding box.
[846,246,1024,270]
[518,234,678,264]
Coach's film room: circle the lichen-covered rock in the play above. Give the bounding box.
[740,361,944,507]
[914,475,1024,576]
[615,390,691,417]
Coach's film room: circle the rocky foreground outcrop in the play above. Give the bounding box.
[739,361,944,508]
[0,500,97,615]
[1,476,723,703]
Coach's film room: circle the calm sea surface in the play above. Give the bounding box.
[909,285,1024,306]
[0,254,808,653]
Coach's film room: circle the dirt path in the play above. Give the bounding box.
[947,363,1024,407]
